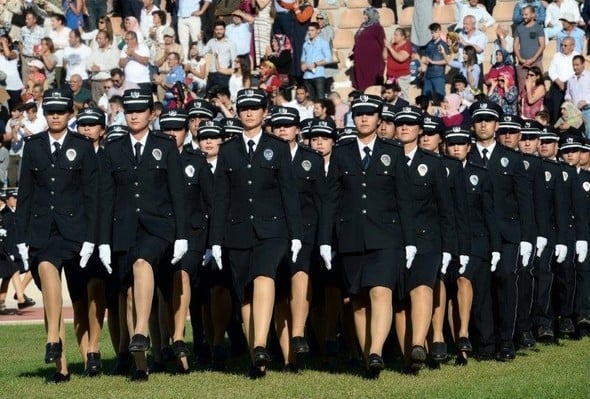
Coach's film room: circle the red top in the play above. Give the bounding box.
[386,40,412,79]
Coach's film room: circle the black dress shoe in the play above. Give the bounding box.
[283,363,299,373]
[253,346,271,368]
[291,336,310,354]
[401,365,419,375]
[148,361,166,373]
[130,369,149,382]
[518,331,536,349]
[0,308,16,315]
[17,296,36,309]
[577,314,590,328]
[410,345,427,363]
[476,350,495,361]
[111,352,132,375]
[247,366,266,380]
[172,340,189,359]
[559,317,575,334]
[496,341,515,361]
[48,372,70,383]
[162,346,176,362]
[430,342,447,361]
[128,334,150,352]
[211,345,227,371]
[86,352,102,376]
[45,340,62,364]
[367,353,385,371]
[456,337,472,352]
[174,364,190,375]
[454,356,468,366]
[537,325,555,341]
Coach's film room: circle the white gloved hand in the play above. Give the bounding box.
[212,245,222,270]
[459,255,470,274]
[405,245,417,269]
[319,244,332,270]
[491,251,501,272]
[291,239,302,263]
[441,252,452,274]
[202,249,213,266]
[0,228,7,237]
[79,242,95,268]
[98,244,112,274]
[536,236,548,258]
[555,244,568,263]
[9,255,14,261]
[576,240,588,263]
[171,239,188,264]
[17,243,29,271]
[520,241,533,267]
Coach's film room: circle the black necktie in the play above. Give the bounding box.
[362,146,371,170]
[52,142,61,162]
[247,140,255,161]
[134,142,142,165]
[406,156,411,165]
[482,148,489,167]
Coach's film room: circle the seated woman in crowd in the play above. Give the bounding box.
[520,66,546,119]
[257,60,281,94]
[184,42,208,96]
[484,48,515,92]
[445,45,480,91]
[229,57,252,104]
[487,71,519,116]
[555,101,584,133]
[441,93,465,128]
[264,34,292,86]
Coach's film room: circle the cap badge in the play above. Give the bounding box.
[359,94,368,102]
[169,110,177,116]
[523,160,530,170]
[524,122,531,128]
[452,126,461,132]
[469,174,479,186]
[66,148,76,161]
[545,171,552,182]
[380,154,391,166]
[319,121,328,127]
[52,91,61,98]
[402,106,411,113]
[424,117,432,123]
[417,163,428,176]
[500,157,509,167]
[301,160,312,171]
[279,108,287,114]
[226,120,234,126]
[130,91,140,98]
[185,165,195,178]
[205,120,214,127]
[263,148,274,161]
[567,137,573,143]
[152,148,162,161]
[245,89,254,96]
[506,115,512,121]
[480,103,488,109]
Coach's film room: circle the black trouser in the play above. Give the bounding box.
[516,251,535,333]
[554,240,577,318]
[575,255,590,317]
[493,242,519,342]
[532,242,555,328]
[470,255,495,353]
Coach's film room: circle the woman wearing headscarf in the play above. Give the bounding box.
[484,48,515,92]
[350,7,386,91]
[442,93,464,128]
[555,101,584,132]
[487,71,519,116]
[316,10,334,47]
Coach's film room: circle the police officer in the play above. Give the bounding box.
[16,88,99,382]
[575,137,590,329]
[444,127,501,365]
[99,88,189,381]
[393,106,457,372]
[468,101,534,360]
[209,88,303,379]
[186,99,219,149]
[377,103,397,140]
[320,94,417,378]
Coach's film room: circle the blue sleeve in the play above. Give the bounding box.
[322,40,332,63]
[513,3,523,25]
[536,3,546,25]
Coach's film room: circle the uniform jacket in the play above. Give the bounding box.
[469,144,534,244]
[442,154,471,256]
[522,153,550,240]
[210,133,302,249]
[16,131,99,248]
[319,138,416,252]
[561,162,589,242]
[540,158,568,245]
[100,131,188,251]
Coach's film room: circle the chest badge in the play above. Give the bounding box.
[185,165,195,178]
[469,174,478,186]
[583,181,590,192]
[301,160,311,171]
[417,163,428,176]
[380,154,391,166]
[65,148,76,161]
[152,148,162,161]
[500,157,509,167]
[523,160,530,170]
[563,171,569,182]
[263,148,274,161]
[545,171,552,182]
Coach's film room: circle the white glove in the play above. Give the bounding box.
[536,236,548,258]
[319,244,332,270]
[0,228,7,237]
[576,240,588,263]
[291,239,302,263]
[17,243,29,271]
[405,245,417,269]
[202,249,213,267]
[212,245,222,270]
[9,255,14,261]
[458,255,470,274]
[98,244,112,274]
[171,239,188,265]
[520,241,533,267]
[555,244,568,263]
[441,252,452,274]
[79,242,95,268]
[491,251,501,272]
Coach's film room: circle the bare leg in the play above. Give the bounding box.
[431,279,446,344]
[274,298,294,365]
[289,271,310,338]
[38,261,62,343]
[133,259,154,336]
[368,286,393,356]
[87,278,106,354]
[241,301,254,361]
[172,270,191,370]
[252,276,275,348]
[10,271,25,302]
[56,316,69,375]
[410,285,433,347]
[457,277,473,338]
[72,300,89,362]
[351,293,369,360]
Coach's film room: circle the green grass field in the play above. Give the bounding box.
[1,324,589,399]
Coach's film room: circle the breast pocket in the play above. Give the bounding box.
[412,176,433,200]
[111,165,134,185]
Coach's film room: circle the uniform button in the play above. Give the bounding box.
[384,171,388,175]
[248,198,253,202]
[361,194,367,199]
[50,191,54,195]
[134,182,139,186]
[362,183,366,187]
[247,180,252,185]
[247,164,252,168]
[250,215,254,220]
[50,205,54,210]
[136,208,140,212]
[273,216,277,220]
[134,166,137,170]
[51,164,55,168]
[51,178,55,182]
[362,171,366,175]
[135,194,140,198]
[361,209,366,214]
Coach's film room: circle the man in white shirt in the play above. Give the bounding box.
[198,20,237,93]
[63,30,92,83]
[88,31,121,103]
[119,31,152,91]
[140,0,159,40]
[546,36,578,124]
[225,13,252,67]
[454,0,496,32]
[565,54,590,138]
[48,14,71,89]
[177,0,212,59]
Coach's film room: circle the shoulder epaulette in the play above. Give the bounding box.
[69,131,91,140]
[151,131,174,140]
[298,145,323,157]
[220,135,238,145]
[264,133,288,143]
[24,133,44,142]
[379,137,403,147]
[467,160,487,170]
[419,148,441,158]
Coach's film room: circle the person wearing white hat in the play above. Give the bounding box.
[557,12,585,54]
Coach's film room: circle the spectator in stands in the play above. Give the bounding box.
[264,34,293,79]
[49,14,71,89]
[456,15,487,87]
[546,36,578,123]
[38,38,58,89]
[557,13,585,54]
[280,0,313,79]
[328,91,349,128]
[385,28,412,100]
[22,60,46,103]
[453,0,496,32]
[198,20,237,94]
[520,65,546,119]
[411,0,433,49]
[185,42,208,96]
[107,68,140,98]
[0,34,23,110]
[108,95,126,125]
[64,0,85,30]
[229,57,252,103]
[234,0,273,69]
[441,93,465,127]
[226,12,253,68]
[215,0,242,25]
[301,22,331,101]
[70,74,93,112]
[565,54,590,137]
[177,0,211,58]
[313,98,335,121]
[81,16,117,50]
[88,30,120,103]
[19,10,45,84]
[154,27,184,100]
[491,24,513,64]
[285,85,314,119]
[485,48,515,91]
[513,0,546,26]
[582,0,590,55]
[452,74,476,107]
[316,11,334,47]
[119,31,152,91]
[351,7,386,91]
[63,30,92,85]
[122,16,145,44]
[382,82,410,108]
[258,60,281,94]
[554,101,584,131]
[140,0,159,40]
[488,71,519,115]
[5,104,25,186]
[147,10,167,47]
[445,45,481,93]
[421,23,449,104]
[514,5,545,91]
[86,0,107,31]
[153,52,186,108]
[212,86,237,117]
[22,102,47,135]
[544,0,564,42]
